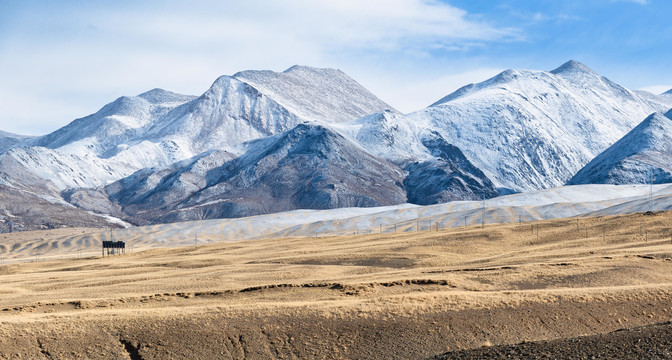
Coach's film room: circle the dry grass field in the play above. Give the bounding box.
[1,211,672,359]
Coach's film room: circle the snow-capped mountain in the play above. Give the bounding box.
[73,120,496,225]
[332,110,498,204]
[233,65,392,123]
[3,60,671,231]
[104,124,408,224]
[2,66,394,191]
[568,112,672,185]
[1,89,197,190]
[405,60,672,193]
[34,89,197,153]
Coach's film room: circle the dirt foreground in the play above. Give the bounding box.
[1,212,672,359]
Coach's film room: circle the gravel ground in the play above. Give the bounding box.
[434,321,672,359]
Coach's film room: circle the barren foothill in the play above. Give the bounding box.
[1,211,672,358]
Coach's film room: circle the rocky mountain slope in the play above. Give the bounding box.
[103,124,407,224]
[0,153,126,232]
[405,60,672,193]
[2,61,671,231]
[232,65,392,123]
[0,66,399,230]
[95,123,496,224]
[2,90,197,190]
[568,111,672,185]
[2,66,394,191]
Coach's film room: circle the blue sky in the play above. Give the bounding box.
[1,0,670,135]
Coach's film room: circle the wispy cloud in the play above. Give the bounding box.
[611,0,649,5]
[510,10,581,24]
[639,85,672,95]
[0,0,520,135]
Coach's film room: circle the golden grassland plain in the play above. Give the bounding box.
[1,212,672,359]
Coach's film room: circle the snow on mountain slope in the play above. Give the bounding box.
[0,183,124,232]
[406,60,672,193]
[0,89,199,190]
[96,113,499,225]
[263,184,670,239]
[7,184,671,256]
[233,65,394,123]
[637,89,672,110]
[35,89,197,155]
[4,66,393,192]
[137,66,394,158]
[0,152,126,232]
[331,110,434,164]
[568,112,672,185]
[106,123,408,224]
[331,110,499,203]
[0,130,34,154]
[141,75,305,154]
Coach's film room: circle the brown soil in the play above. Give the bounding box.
[435,321,672,359]
[1,211,672,358]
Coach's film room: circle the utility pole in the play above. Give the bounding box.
[649,167,654,211]
[481,197,485,229]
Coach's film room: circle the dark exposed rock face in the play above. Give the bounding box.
[106,124,408,224]
[405,134,498,205]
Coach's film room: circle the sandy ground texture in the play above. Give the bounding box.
[434,321,672,359]
[1,211,672,358]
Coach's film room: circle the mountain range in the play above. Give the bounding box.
[1,61,671,231]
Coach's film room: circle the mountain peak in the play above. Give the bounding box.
[231,66,393,123]
[666,108,672,119]
[568,112,672,185]
[550,60,597,76]
[430,68,531,106]
[638,112,672,133]
[283,65,338,74]
[137,88,195,104]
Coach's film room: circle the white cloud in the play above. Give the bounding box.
[0,0,518,135]
[610,0,649,5]
[509,10,581,24]
[639,85,672,95]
